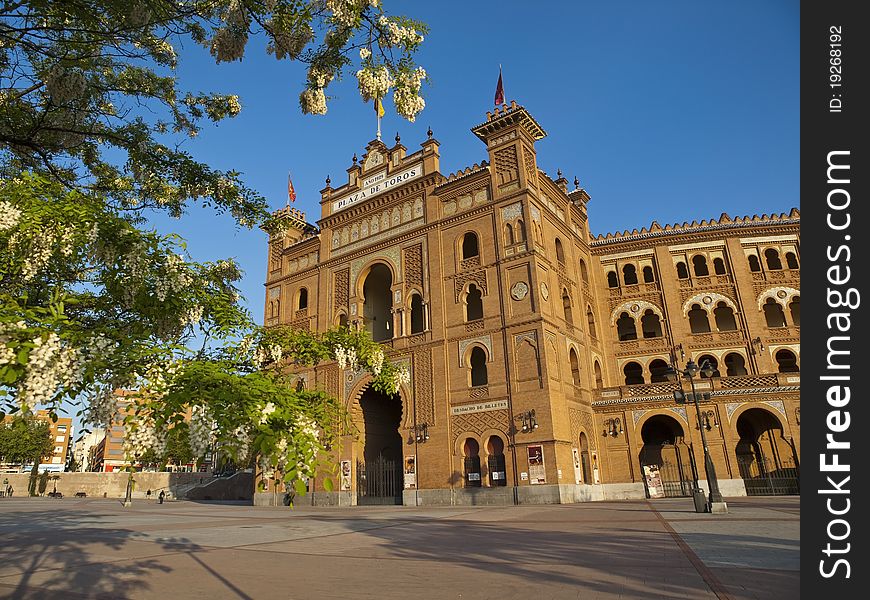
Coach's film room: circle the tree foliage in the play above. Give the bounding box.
[0,414,53,468]
[1,0,424,491]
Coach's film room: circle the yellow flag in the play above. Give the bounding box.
[375,97,384,118]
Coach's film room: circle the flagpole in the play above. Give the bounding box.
[377,100,382,141]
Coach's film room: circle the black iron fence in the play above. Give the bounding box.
[737,455,800,496]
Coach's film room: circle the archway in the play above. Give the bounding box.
[363,263,393,342]
[356,385,403,504]
[639,415,694,497]
[735,408,799,495]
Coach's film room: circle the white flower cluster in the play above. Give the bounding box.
[267,343,283,364]
[225,425,251,460]
[84,386,117,429]
[325,0,359,27]
[127,1,151,27]
[0,344,15,366]
[299,87,327,115]
[189,405,214,458]
[45,66,87,104]
[0,201,21,231]
[211,27,248,62]
[259,401,276,425]
[17,333,85,412]
[389,365,411,394]
[124,413,166,459]
[140,360,182,399]
[333,344,358,371]
[355,65,393,102]
[378,15,424,47]
[182,304,204,328]
[369,346,384,376]
[155,253,192,302]
[393,67,426,122]
[262,414,321,483]
[307,65,333,89]
[14,229,53,281]
[359,47,371,60]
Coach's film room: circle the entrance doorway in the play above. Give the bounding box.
[639,415,695,498]
[735,408,799,495]
[356,386,403,505]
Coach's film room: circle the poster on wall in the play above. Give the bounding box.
[340,460,352,491]
[643,464,665,498]
[571,448,583,484]
[527,445,546,485]
[404,456,417,489]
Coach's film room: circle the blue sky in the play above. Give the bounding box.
[149,0,799,325]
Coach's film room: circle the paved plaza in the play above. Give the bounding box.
[0,496,799,600]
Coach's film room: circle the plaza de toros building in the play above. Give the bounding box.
[256,101,800,507]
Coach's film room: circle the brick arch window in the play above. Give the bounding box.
[763,298,787,328]
[486,436,507,487]
[623,361,644,385]
[642,265,655,283]
[607,271,619,288]
[789,296,800,327]
[616,312,637,341]
[724,352,748,376]
[504,223,514,245]
[465,283,484,322]
[462,231,479,260]
[641,310,663,338]
[713,302,738,331]
[555,238,565,264]
[516,219,526,242]
[569,348,581,386]
[764,248,782,270]
[623,264,638,285]
[409,293,424,334]
[688,304,711,333]
[586,306,598,338]
[562,289,574,326]
[463,438,482,487]
[297,287,308,310]
[692,255,709,277]
[676,261,690,279]
[785,252,800,270]
[579,259,589,284]
[469,347,488,386]
[594,361,604,388]
[649,359,670,383]
[713,257,727,275]
[748,254,761,272]
[697,354,720,378]
[775,349,799,373]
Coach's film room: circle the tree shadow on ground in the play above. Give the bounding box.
[0,505,202,599]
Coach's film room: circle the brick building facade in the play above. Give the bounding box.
[257,101,800,506]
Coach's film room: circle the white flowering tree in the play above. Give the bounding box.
[1,1,425,497]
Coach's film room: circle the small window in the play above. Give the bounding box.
[555,238,565,264]
[713,302,738,331]
[688,304,711,333]
[692,255,709,277]
[594,361,603,388]
[607,271,619,288]
[586,307,597,338]
[616,312,637,341]
[642,266,655,283]
[763,298,787,328]
[775,349,799,373]
[640,310,663,338]
[516,220,526,242]
[724,353,748,376]
[410,294,424,334]
[466,284,483,321]
[504,223,514,246]
[470,347,488,386]
[713,258,727,275]
[462,232,479,260]
[579,260,589,284]
[697,354,720,378]
[789,296,800,327]
[298,288,308,310]
[785,252,799,270]
[623,264,638,285]
[676,262,689,279]
[623,362,644,385]
[649,359,670,383]
[748,255,761,272]
[765,248,782,270]
[569,348,581,386]
[464,438,482,487]
[487,436,507,487]
[562,290,574,326]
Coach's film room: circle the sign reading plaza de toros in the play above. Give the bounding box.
[332,163,422,213]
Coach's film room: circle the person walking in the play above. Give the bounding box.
[158,490,165,504]
[146,489,152,500]
[7,486,13,498]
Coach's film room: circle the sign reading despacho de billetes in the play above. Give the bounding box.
[450,400,509,416]
[331,164,422,213]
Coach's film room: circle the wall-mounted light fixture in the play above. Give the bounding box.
[411,423,429,444]
[603,417,623,437]
[671,343,685,363]
[750,336,765,354]
[518,410,539,433]
[696,409,719,431]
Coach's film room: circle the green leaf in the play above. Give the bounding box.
[294,478,307,496]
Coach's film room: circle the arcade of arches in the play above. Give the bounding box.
[258,102,800,506]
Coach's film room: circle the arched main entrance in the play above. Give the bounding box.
[356,386,403,505]
[735,408,799,495]
[639,415,696,498]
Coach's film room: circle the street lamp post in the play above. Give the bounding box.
[666,359,728,514]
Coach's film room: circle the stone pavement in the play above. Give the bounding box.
[0,496,799,600]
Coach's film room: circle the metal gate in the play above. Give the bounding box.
[641,443,695,498]
[737,455,800,496]
[356,456,402,505]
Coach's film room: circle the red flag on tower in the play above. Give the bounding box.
[287,172,297,203]
[494,66,505,106]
